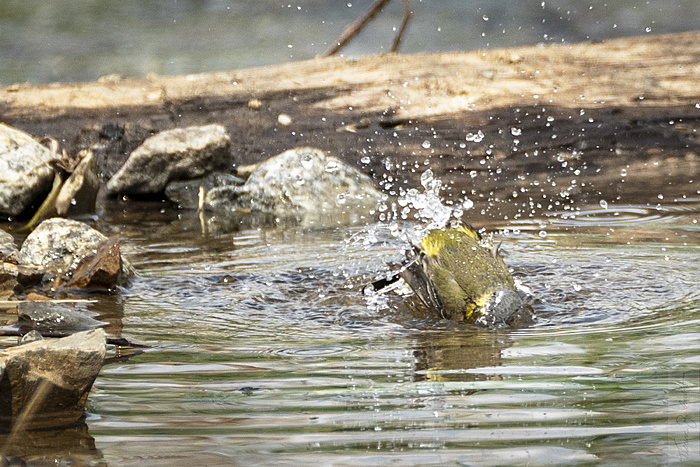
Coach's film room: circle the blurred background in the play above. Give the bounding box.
[1,0,699,85]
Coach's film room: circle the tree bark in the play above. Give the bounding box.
[2,31,699,221]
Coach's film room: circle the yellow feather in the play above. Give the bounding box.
[456,224,480,240]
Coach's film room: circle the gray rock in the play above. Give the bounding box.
[105,124,232,195]
[16,218,133,285]
[18,301,104,333]
[0,329,106,431]
[165,171,244,209]
[0,262,21,297]
[206,147,385,215]
[0,229,19,264]
[0,123,55,217]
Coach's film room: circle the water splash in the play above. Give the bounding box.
[396,169,473,237]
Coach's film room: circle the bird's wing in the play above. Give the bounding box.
[399,251,446,319]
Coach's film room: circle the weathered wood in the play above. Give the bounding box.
[2,31,699,221]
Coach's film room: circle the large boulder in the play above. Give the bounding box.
[0,123,54,217]
[206,147,385,215]
[0,329,106,431]
[106,123,232,195]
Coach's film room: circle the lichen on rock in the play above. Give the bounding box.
[0,123,54,217]
[206,147,385,216]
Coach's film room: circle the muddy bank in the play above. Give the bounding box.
[1,31,699,220]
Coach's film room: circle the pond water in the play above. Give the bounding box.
[5,194,697,465]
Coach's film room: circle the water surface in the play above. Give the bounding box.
[6,201,693,465]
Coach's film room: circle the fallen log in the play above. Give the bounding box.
[2,31,699,221]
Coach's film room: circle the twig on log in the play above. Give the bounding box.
[323,0,412,56]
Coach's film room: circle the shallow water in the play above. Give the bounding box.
[4,200,697,465]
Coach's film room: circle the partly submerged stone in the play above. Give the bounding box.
[165,171,245,209]
[206,147,385,215]
[0,329,106,431]
[67,236,125,290]
[0,123,54,217]
[0,262,21,299]
[17,218,133,287]
[0,229,19,264]
[105,124,232,195]
[17,301,104,333]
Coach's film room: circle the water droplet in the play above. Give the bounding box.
[277,113,292,126]
[462,198,474,210]
[657,194,664,200]
[482,15,489,21]
[420,169,434,188]
[421,140,431,149]
[360,156,371,164]
[539,230,547,238]
[620,169,627,177]
[599,200,608,209]
[465,130,485,142]
[510,127,522,136]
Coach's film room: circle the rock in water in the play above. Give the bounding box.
[18,301,104,333]
[0,229,19,264]
[206,147,385,215]
[105,124,232,195]
[67,236,125,290]
[0,123,54,217]
[17,218,133,287]
[0,329,106,431]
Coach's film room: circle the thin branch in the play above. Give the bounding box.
[323,0,393,57]
[391,0,413,52]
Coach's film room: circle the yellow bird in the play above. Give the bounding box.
[375,224,524,326]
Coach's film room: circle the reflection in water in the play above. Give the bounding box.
[412,331,509,382]
[0,419,101,464]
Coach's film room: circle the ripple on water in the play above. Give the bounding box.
[82,209,700,466]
